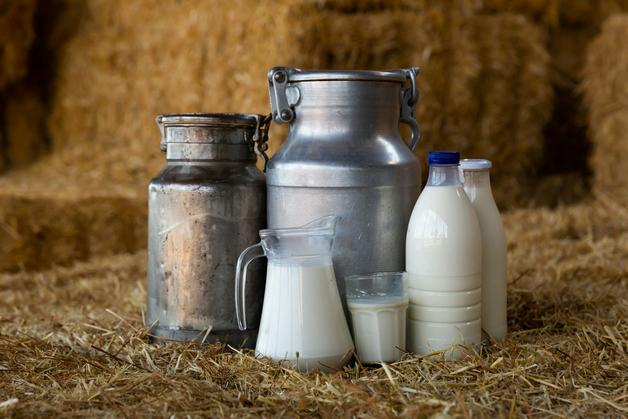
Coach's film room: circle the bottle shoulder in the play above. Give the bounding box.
[466,187,505,229]
[412,186,474,211]
[407,185,481,240]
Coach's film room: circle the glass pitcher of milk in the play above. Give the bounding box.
[235,216,354,372]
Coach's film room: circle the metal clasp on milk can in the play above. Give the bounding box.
[268,66,421,150]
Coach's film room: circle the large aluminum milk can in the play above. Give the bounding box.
[267,67,422,308]
[147,113,270,347]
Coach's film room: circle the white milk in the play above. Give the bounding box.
[406,184,482,358]
[462,160,507,341]
[255,260,354,372]
[348,298,408,363]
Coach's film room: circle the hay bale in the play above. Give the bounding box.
[310,0,477,14]
[48,1,550,203]
[0,1,551,271]
[0,0,40,173]
[0,190,145,272]
[583,15,628,202]
[463,14,552,206]
[558,0,628,26]
[0,0,37,89]
[479,0,560,25]
[478,0,628,27]
[47,1,550,207]
[47,0,324,166]
[309,11,551,206]
[0,144,149,272]
[1,82,47,169]
[0,0,326,271]
[475,1,628,209]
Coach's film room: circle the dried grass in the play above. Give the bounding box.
[583,15,628,203]
[0,199,626,416]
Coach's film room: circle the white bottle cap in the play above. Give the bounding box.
[460,159,492,170]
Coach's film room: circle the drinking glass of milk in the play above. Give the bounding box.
[234,216,354,372]
[406,151,482,359]
[345,272,408,363]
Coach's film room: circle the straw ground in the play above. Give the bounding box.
[0,197,626,417]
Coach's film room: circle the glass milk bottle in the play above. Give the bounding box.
[460,159,507,341]
[405,151,482,358]
[235,216,354,372]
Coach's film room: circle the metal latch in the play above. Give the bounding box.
[399,67,421,151]
[251,113,272,172]
[268,67,300,124]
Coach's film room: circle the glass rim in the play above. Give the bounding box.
[345,271,405,282]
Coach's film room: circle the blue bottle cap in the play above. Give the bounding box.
[428,151,460,165]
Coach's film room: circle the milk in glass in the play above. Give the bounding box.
[461,159,507,341]
[345,272,408,363]
[348,299,408,363]
[405,151,482,358]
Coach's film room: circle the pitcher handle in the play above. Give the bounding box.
[400,67,420,151]
[235,243,265,331]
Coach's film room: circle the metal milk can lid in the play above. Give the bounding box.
[267,67,419,152]
[156,113,271,165]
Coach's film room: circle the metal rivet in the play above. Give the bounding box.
[280,109,293,121]
[274,71,286,83]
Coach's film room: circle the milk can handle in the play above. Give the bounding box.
[234,243,265,331]
[268,67,296,124]
[252,114,272,172]
[400,67,420,151]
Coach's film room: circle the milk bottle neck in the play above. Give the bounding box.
[427,164,461,187]
[462,170,491,188]
[462,169,494,203]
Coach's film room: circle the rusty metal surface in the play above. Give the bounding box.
[147,114,266,347]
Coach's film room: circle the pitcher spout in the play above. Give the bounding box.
[299,215,339,233]
[259,215,339,239]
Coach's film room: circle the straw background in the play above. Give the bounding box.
[0,0,626,416]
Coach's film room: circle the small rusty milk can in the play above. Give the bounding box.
[147,113,270,347]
